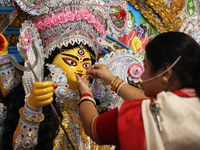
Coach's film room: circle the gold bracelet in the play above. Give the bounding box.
[19,107,44,123]
[110,76,118,87]
[110,76,124,92]
[113,78,123,92]
[110,76,119,91]
[116,81,126,95]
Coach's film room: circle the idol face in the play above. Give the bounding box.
[52,47,92,90]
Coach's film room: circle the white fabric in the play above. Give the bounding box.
[142,91,200,150]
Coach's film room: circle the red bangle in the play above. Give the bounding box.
[81,93,93,98]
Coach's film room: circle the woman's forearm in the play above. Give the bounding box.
[117,83,147,100]
[79,101,98,136]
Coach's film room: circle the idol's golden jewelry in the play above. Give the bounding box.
[15,116,40,149]
[128,0,183,33]
[65,100,79,111]
[80,124,89,142]
[56,108,78,150]
[171,0,185,14]
[19,107,44,123]
[105,40,125,52]
[147,0,182,30]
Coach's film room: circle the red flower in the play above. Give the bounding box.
[120,9,127,19]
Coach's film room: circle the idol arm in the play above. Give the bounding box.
[12,81,54,149]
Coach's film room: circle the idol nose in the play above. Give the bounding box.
[76,64,83,72]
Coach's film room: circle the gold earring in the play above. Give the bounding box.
[137,81,143,93]
[161,76,168,84]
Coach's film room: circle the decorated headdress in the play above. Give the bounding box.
[16,0,131,94]
[17,0,130,57]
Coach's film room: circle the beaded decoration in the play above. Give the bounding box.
[19,21,44,95]
[92,48,144,112]
[17,0,130,97]
[46,64,75,104]
[98,49,144,83]
[15,0,130,149]
[14,0,60,16]
[23,102,42,121]
[0,64,20,93]
[15,0,131,36]
[14,117,39,150]
[46,64,81,105]
[179,0,200,44]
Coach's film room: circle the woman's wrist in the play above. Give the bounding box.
[110,76,125,93]
[81,93,93,98]
[107,74,115,85]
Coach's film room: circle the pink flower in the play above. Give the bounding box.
[58,13,67,24]
[75,10,82,21]
[51,15,59,26]
[66,11,75,21]
[102,30,106,37]
[93,21,106,35]
[37,21,46,30]
[32,21,38,29]
[81,10,90,20]
[33,17,41,28]
[44,17,52,28]
[87,14,96,23]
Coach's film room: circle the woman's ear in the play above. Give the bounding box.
[162,63,173,78]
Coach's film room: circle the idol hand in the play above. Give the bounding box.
[28,81,54,109]
[87,64,115,85]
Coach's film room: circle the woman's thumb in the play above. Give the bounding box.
[75,74,80,80]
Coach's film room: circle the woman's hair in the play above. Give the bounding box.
[145,31,200,97]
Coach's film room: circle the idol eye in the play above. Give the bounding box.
[63,58,77,66]
[83,63,91,69]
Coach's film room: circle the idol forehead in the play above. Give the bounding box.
[61,47,91,61]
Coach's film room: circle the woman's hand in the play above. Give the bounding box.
[28,81,54,109]
[76,74,93,96]
[87,64,115,85]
